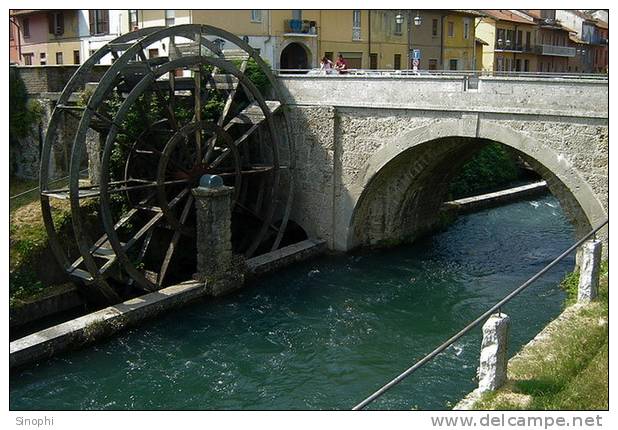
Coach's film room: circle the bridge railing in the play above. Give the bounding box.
[351,219,608,410]
[274,68,608,81]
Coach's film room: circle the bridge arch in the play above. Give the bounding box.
[345,121,607,250]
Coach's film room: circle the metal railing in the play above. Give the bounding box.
[352,219,608,410]
[274,68,608,81]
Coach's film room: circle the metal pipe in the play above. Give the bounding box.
[352,219,608,410]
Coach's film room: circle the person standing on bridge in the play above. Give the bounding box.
[320,56,334,74]
[335,54,348,74]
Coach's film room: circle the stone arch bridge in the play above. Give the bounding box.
[277,74,608,251]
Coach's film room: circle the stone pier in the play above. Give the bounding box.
[478,313,511,393]
[192,183,244,296]
[578,239,602,303]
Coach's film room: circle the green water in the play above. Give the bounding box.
[10,195,575,410]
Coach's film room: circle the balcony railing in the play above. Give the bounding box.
[284,19,318,36]
[494,43,535,53]
[536,44,576,57]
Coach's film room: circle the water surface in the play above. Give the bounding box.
[10,195,575,410]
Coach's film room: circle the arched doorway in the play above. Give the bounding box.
[280,42,309,70]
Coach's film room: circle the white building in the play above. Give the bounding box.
[78,10,126,65]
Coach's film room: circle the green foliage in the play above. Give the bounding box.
[560,270,580,306]
[448,143,520,200]
[9,68,43,139]
[240,58,271,94]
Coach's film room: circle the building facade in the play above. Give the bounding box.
[476,10,538,72]
[10,10,83,66]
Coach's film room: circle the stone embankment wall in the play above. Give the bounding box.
[10,65,109,180]
[279,75,608,251]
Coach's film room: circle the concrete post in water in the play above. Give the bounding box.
[192,175,244,296]
[478,313,510,393]
[577,239,602,303]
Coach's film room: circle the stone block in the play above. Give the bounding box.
[578,239,602,303]
[478,313,510,392]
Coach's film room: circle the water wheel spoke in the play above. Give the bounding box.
[137,48,180,131]
[202,60,247,164]
[157,194,194,287]
[235,201,280,234]
[209,124,261,169]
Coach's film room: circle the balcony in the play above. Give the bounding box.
[284,19,318,37]
[535,44,576,57]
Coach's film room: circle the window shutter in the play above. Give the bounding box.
[102,10,109,34]
[89,10,95,35]
[48,13,54,34]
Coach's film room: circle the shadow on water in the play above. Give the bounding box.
[10,195,575,410]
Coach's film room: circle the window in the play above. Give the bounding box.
[525,31,531,50]
[515,58,521,71]
[23,53,33,65]
[340,52,362,68]
[428,58,438,70]
[449,58,458,70]
[524,59,529,72]
[56,52,63,64]
[9,24,14,41]
[128,10,138,30]
[394,19,402,36]
[370,53,377,69]
[22,17,30,38]
[49,11,64,35]
[447,21,454,37]
[496,28,505,48]
[516,30,522,48]
[496,56,504,71]
[165,10,175,27]
[89,10,109,35]
[250,10,262,23]
[463,18,470,39]
[394,54,401,70]
[40,52,47,66]
[432,19,438,37]
[73,50,80,64]
[148,48,159,59]
[352,10,361,40]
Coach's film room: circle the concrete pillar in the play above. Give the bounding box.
[478,313,510,392]
[578,239,602,303]
[192,183,244,296]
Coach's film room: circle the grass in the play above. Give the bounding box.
[9,176,39,212]
[9,194,74,307]
[472,261,608,410]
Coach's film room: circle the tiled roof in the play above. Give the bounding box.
[482,10,535,25]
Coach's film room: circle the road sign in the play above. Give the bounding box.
[412,59,420,67]
[411,49,421,60]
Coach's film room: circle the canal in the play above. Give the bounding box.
[10,194,575,410]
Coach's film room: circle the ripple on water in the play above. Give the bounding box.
[10,195,574,410]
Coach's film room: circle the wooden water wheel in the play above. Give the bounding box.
[39,25,294,303]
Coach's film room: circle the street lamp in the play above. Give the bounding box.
[396,10,423,70]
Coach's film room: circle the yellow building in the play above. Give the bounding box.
[131,9,412,70]
[476,10,538,72]
[442,11,482,70]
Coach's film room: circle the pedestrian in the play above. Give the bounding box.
[320,56,334,74]
[335,54,348,74]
